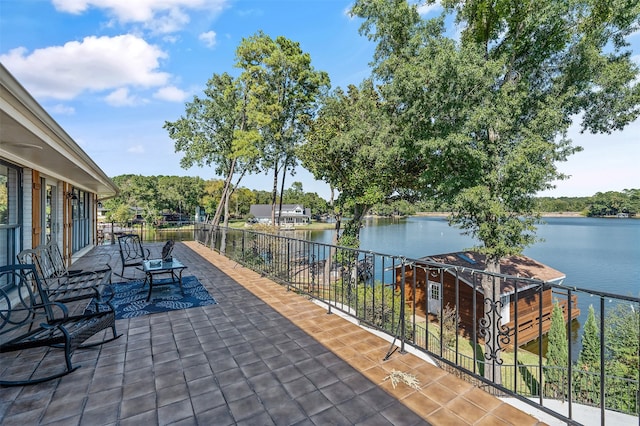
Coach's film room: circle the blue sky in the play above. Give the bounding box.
[1,0,638,201]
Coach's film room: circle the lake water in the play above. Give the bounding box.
[303,216,640,297]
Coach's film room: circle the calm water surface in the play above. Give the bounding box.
[304,216,640,297]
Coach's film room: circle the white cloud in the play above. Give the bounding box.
[154,86,188,102]
[49,104,76,115]
[416,1,442,16]
[52,0,227,34]
[146,7,190,34]
[127,144,145,154]
[105,87,140,106]
[0,35,169,100]
[199,30,217,48]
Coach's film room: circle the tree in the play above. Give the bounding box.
[576,304,601,404]
[156,176,204,217]
[281,182,329,216]
[604,302,640,412]
[111,175,160,220]
[235,31,330,225]
[546,301,569,399]
[352,0,640,383]
[164,72,261,227]
[578,305,601,372]
[301,81,419,248]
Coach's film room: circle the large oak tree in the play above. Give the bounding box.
[352,0,640,383]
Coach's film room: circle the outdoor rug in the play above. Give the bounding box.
[101,276,217,319]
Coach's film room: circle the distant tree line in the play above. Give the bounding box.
[536,189,639,216]
[101,174,330,224]
[367,189,640,217]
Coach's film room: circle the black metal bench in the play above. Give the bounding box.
[0,264,120,386]
[117,234,151,278]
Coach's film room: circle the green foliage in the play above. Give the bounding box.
[604,302,640,413]
[370,199,417,216]
[439,304,461,347]
[534,190,640,215]
[578,305,601,372]
[574,305,602,405]
[108,204,133,224]
[332,279,412,338]
[605,303,639,379]
[236,31,330,223]
[164,71,262,226]
[165,72,260,175]
[352,0,639,385]
[352,0,640,262]
[587,189,640,216]
[357,283,411,337]
[106,175,327,223]
[301,80,423,246]
[545,301,569,398]
[282,181,329,215]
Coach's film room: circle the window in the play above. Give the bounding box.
[430,283,440,301]
[42,181,57,245]
[0,161,22,285]
[71,189,90,252]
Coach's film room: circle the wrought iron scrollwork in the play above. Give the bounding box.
[478,296,512,364]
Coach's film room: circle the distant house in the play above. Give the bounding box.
[249,204,311,225]
[97,205,109,221]
[0,64,118,281]
[395,251,580,346]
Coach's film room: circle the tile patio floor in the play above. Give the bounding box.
[0,241,547,425]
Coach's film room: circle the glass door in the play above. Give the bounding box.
[44,183,57,243]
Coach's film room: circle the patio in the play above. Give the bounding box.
[0,241,545,425]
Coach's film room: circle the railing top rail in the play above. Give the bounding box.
[206,224,640,304]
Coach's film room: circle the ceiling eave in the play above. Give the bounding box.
[0,64,118,199]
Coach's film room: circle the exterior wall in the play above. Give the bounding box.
[397,265,578,346]
[249,204,311,225]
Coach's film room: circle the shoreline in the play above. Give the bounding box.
[414,211,585,218]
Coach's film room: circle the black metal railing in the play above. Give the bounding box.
[195,224,640,425]
[98,221,196,244]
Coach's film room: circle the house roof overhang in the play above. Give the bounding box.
[0,64,118,199]
[412,251,566,296]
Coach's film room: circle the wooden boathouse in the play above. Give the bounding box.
[396,251,580,346]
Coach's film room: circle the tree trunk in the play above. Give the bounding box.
[340,204,370,247]
[220,187,232,254]
[270,162,279,226]
[277,159,288,226]
[481,258,503,385]
[324,210,342,287]
[212,158,236,227]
